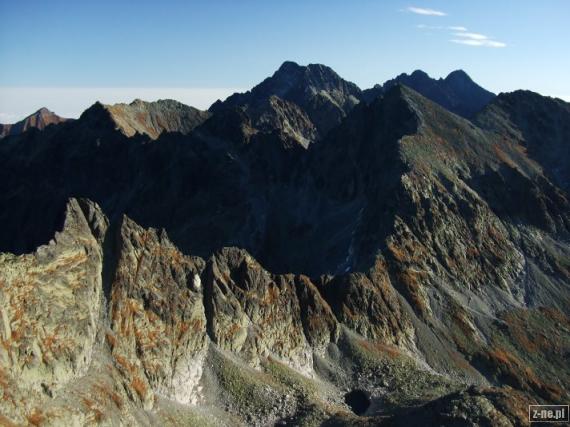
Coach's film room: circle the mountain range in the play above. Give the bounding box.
[361,69,496,118]
[0,62,568,427]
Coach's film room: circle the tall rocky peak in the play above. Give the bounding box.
[78,98,211,139]
[0,107,71,138]
[210,60,362,139]
[362,69,495,118]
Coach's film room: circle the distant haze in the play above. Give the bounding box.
[2,83,568,124]
[0,87,243,122]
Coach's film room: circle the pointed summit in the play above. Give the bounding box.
[276,60,302,73]
[445,69,472,82]
[0,107,71,139]
[36,107,54,115]
[409,69,431,80]
[210,61,362,138]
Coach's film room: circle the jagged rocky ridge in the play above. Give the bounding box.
[81,99,211,140]
[362,69,496,118]
[0,63,569,426]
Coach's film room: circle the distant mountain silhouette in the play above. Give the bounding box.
[362,69,495,118]
[0,107,71,138]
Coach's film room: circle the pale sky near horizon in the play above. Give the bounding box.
[1,0,569,122]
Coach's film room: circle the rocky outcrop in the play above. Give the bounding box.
[0,107,71,138]
[383,386,535,427]
[107,216,207,408]
[0,199,105,424]
[0,199,103,394]
[204,247,338,372]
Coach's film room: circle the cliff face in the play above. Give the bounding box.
[0,64,569,426]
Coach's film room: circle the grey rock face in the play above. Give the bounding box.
[107,216,208,407]
[0,199,104,424]
[204,247,337,372]
[0,198,102,393]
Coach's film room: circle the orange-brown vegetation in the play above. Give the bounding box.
[262,284,280,305]
[397,269,429,317]
[492,144,517,169]
[82,397,104,423]
[0,413,20,427]
[26,409,45,427]
[114,354,136,374]
[131,376,147,400]
[93,382,124,410]
[226,322,241,339]
[358,339,401,359]
[481,347,563,401]
[106,332,117,349]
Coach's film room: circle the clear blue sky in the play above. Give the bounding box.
[1,0,569,120]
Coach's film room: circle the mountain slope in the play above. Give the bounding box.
[476,90,570,192]
[0,66,569,426]
[362,69,495,118]
[0,107,71,138]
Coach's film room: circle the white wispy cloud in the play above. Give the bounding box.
[450,30,506,47]
[453,32,489,40]
[450,39,507,48]
[416,24,441,29]
[417,25,468,31]
[407,6,447,16]
[411,10,507,49]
